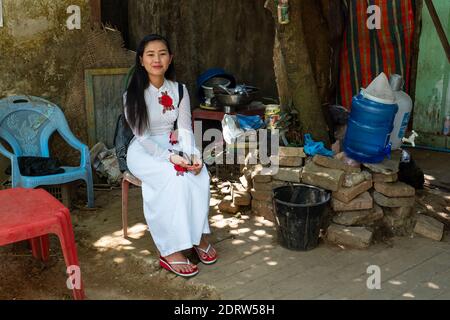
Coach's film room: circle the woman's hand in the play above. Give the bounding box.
[187,155,203,175]
[169,154,190,168]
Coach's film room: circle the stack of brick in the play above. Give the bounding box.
[217,181,240,214]
[370,168,444,241]
[217,181,253,215]
[244,147,306,222]
[373,177,416,236]
[227,147,443,244]
[302,154,378,249]
[360,154,416,237]
[250,164,277,222]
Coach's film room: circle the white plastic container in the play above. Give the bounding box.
[389,74,413,150]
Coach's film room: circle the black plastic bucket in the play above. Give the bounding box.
[272,184,330,251]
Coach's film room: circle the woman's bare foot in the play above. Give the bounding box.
[163,251,197,274]
[196,235,217,261]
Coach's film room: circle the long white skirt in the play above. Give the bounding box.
[127,132,211,257]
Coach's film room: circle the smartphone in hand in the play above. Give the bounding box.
[181,152,193,166]
[170,149,192,165]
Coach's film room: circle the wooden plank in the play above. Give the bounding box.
[90,0,101,27]
[425,0,450,64]
[84,68,130,148]
[408,0,423,111]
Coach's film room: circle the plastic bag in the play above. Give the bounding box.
[91,142,122,186]
[363,72,395,104]
[222,114,244,144]
[236,114,265,131]
[304,134,334,157]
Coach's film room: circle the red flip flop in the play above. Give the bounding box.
[194,244,218,265]
[159,256,199,277]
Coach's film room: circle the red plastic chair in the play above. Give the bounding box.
[0,188,85,300]
[121,171,142,238]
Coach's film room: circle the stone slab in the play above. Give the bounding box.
[374,182,415,198]
[274,167,302,183]
[279,147,306,158]
[332,180,373,203]
[372,172,398,183]
[251,200,275,222]
[251,164,275,183]
[343,171,372,188]
[327,224,373,249]
[363,158,399,174]
[301,162,345,192]
[233,191,252,206]
[333,204,384,226]
[383,206,414,219]
[414,214,444,241]
[251,189,272,202]
[313,155,361,173]
[279,156,303,167]
[332,192,373,212]
[373,191,415,208]
[219,196,240,214]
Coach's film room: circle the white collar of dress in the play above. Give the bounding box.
[148,79,169,93]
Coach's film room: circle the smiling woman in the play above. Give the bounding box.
[123,34,217,278]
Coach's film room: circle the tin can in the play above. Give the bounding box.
[265,104,281,129]
[277,0,290,25]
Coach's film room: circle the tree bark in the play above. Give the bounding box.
[267,0,330,145]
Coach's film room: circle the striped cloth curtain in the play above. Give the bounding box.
[339,0,415,109]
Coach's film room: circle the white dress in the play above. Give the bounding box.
[125,79,211,257]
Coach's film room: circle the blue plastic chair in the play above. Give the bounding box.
[0,95,94,207]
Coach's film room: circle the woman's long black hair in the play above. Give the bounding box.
[125,34,175,135]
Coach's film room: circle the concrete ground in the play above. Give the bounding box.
[82,183,450,300]
[190,216,450,300]
[139,148,450,299]
[0,148,448,300]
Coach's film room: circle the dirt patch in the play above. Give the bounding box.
[0,240,217,300]
[0,182,225,300]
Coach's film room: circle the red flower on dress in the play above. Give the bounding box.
[174,164,188,176]
[159,91,175,114]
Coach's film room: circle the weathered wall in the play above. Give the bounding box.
[0,0,89,179]
[414,0,450,149]
[0,0,91,100]
[128,0,277,104]
[0,0,134,176]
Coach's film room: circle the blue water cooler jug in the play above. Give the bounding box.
[343,90,398,163]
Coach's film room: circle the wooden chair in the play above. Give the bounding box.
[121,171,141,238]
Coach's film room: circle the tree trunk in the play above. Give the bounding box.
[267,0,330,145]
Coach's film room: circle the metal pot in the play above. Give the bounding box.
[202,78,231,103]
[214,86,260,107]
